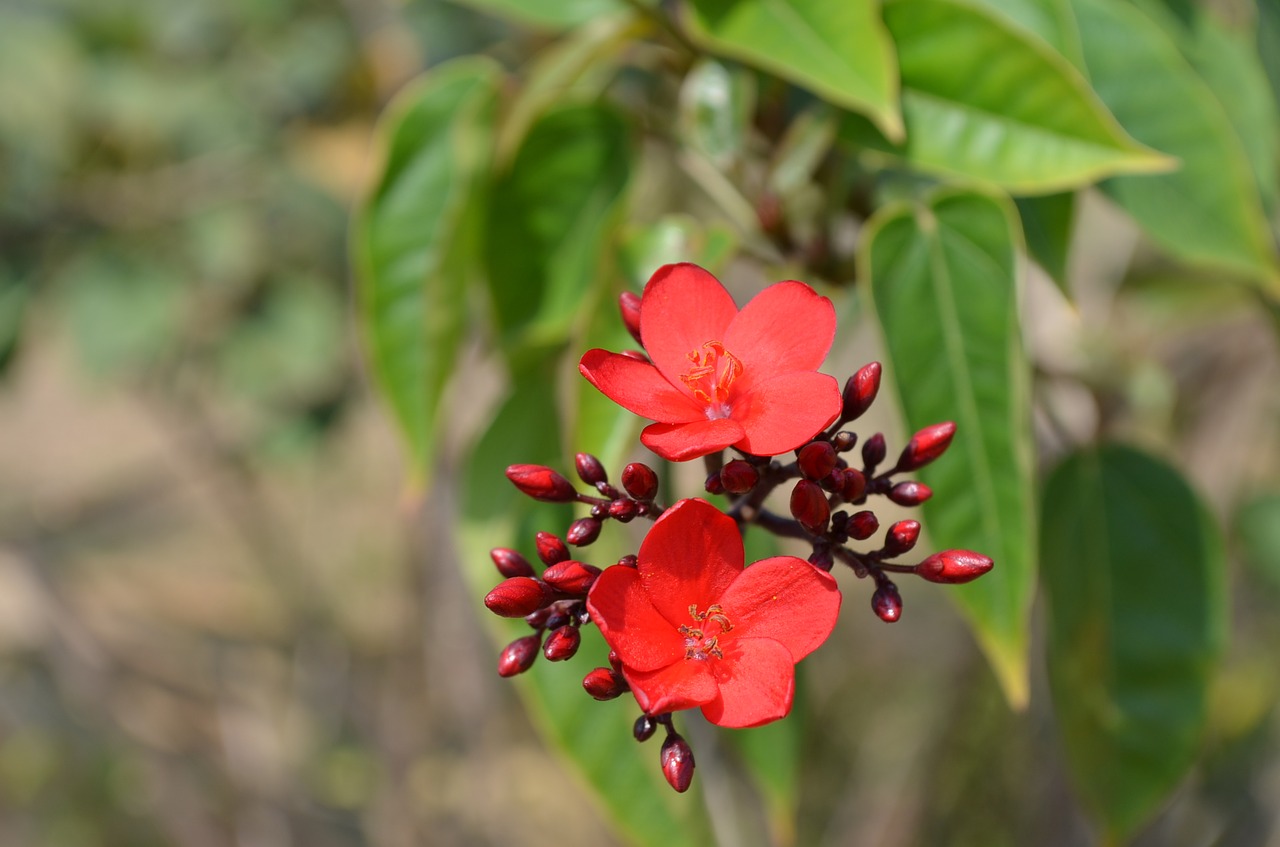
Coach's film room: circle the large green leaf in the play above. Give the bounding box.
[354,58,499,487]
[1041,444,1226,841]
[966,0,1083,62]
[1071,0,1278,289]
[683,0,902,140]
[1015,191,1075,290]
[451,0,623,30]
[861,189,1036,706]
[459,359,715,847]
[840,0,1169,194]
[485,104,632,358]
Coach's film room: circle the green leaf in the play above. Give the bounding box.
[450,0,623,30]
[840,0,1170,194]
[965,0,1084,63]
[619,216,739,290]
[1041,444,1226,841]
[459,359,715,847]
[861,189,1036,707]
[684,0,902,140]
[678,59,757,168]
[1015,191,1075,289]
[1234,490,1280,590]
[1070,0,1278,289]
[485,104,632,357]
[353,57,500,488]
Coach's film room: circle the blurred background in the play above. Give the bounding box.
[2,0,1279,846]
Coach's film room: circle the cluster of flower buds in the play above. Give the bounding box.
[481,268,997,796]
[701,361,992,623]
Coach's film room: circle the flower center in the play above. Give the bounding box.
[678,603,734,661]
[680,341,741,420]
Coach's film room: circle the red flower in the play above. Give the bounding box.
[586,499,841,728]
[579,264,841,461]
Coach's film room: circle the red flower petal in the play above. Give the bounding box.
[623,658,718,716]
[579,349,704,423]
[724,281,836,394]
[636,499,742,627]
[719,556,841,662]
[641,418,745,462]
[586,565,686,672]
[701,637,796,728]
[639,264,739,394]
[732,371,841,456]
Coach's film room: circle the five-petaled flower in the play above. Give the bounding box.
[587,498,841,728]
[579,263,842,461]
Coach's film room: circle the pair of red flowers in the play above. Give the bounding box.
[579,264,843,728]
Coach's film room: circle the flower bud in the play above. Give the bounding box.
[896,422,956,472]
[789,479,830,535]
[842,362,881,421]
[575,452,608,486]
[608,498,639,523]
[619,290,643,345]
[848,510,879,540]
[544,609,570,631]
[505,464,578,502]
[498,634,542,677]
[490,548,535,578]
[608,649,624,673]
[583,667,628,700]
[704,469,726,494]
[541,560,602,595]
[871,582,902,623]
[621,462,659,500]
[798,441,837,481]
[543,625,582,661]
[887,480,932,507]
[535,532,570,566]
[484,577,550,618]
[616,554,639,568]
[861,433,886,469]
[884,520,921,557]
[915,549,994,584]
[833,430,857,452]
[660,733,695,793]
[720,460,759,494]
[567,517,603,546]
[841,468,867,503]
[808,547,834,570]
[634,714,657,742]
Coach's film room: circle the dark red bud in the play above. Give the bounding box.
[544,610,570,631]
[833,430,857,452]
[490,548,535,578]
[621,462,659,500]
[842,362,882,421]
[861,433,887,469]
[535,532,570,566]
[634,714,657,742]
[660,733,695,793]
[704,470,726,494]
[808,547,834,570]
[887,480,932,507]
[541,560,602,595]
[566,517,603,546]
[608,649,624,673]
[884,520,921,557]
[616,554,639,568]
[896,422,956,472]
[575,452,608,486]
[505,464,578,502]
[498,634,542,676]
[871,583,902,623]
[848,510,879,540]
[608,498,639,523]
[619,290,643,345]
[841,468,867,502]
[790,479,830,535]
[720,460,759,495]
[583,667,628,700]
[543,625,581,661]
[484,577,550,618]
[798,441,838,481]
[915,550,994,584]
